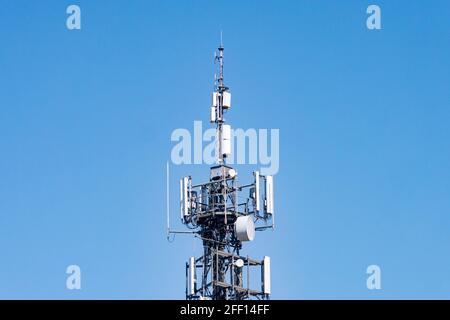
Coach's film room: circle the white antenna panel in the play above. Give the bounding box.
[265,175,274,215]
[263,256,271,294]
[210,106,216,123]
[189,257,196,295]
[221,124,231,156]
[180,177,190,217]
[179,178,183,219]
[222,91,231,109]
[254,171,260,212]
[211,92,218,107]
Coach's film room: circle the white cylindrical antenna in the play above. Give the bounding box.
[221,124,231,157]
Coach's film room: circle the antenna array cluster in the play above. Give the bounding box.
[170,43,275,300]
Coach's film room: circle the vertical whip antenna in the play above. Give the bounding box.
[213,36,230,165]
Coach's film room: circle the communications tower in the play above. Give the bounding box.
[169,42,275,300]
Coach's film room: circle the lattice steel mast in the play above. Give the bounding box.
[171,41,275,300]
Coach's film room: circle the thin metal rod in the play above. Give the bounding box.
[169,230,198,234]
[166,162,170,238]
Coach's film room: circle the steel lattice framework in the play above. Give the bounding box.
[169,43,275,300]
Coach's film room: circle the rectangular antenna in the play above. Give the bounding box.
[222,92,231,109]
[265,175,274,215]
[211,92,218,107]
[210,106,216,123]
[180,177,190,218]
[254,171,260,212]
[262,256,271,295]
[189,257,196,296]
[179,178,183,219]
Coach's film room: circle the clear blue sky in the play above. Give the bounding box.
[0,0,450,299]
